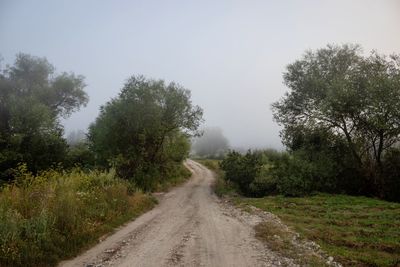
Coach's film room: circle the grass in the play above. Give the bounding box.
[235,194,400,267]
[154,163,192,192]
[204,160,400,266]
[0,164,157,267]
[195,159,221,172]
[254,221,327,266]
[194,159,237,196]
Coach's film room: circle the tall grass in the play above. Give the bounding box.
[0,165,156,266]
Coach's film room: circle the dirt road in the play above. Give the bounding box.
[60,160,292,267]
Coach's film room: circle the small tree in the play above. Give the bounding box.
[88,75,203,187]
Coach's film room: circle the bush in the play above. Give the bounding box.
[221,150,261,195]
[219,149,331,197]
[220,150,280,197]
[274,153,314,197]
[0,165,155,266]
[249,163,277,197]
[65,142,95,170]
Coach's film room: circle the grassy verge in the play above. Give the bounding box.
[194,159,237,196]
[206,161,400,266]
[235,195,400,267]
[154,163,192,192]
[254,221,328,266]
[0,165,157,267]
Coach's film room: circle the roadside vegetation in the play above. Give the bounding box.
[207,43,400,267]
[0,165,156,266]
[0,55,203,266]
[210,158,400,266]
[194,159,236,197]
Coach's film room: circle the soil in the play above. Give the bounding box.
[59,160,299,267]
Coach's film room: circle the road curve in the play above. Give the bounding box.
[60,160,284,267]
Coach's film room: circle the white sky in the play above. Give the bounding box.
[1,0,400,149]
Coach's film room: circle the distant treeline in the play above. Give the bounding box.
[221,44,400,202]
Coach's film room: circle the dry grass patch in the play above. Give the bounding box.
[254,217,330,266]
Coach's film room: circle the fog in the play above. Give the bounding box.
[1,0,399,149]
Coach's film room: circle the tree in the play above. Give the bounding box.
[191,127,229,158]
[88,75,203,186]
[0,53,88,179]
[272,44,400,197]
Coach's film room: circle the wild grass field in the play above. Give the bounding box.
[0,165,157,267]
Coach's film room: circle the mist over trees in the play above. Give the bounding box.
[0,53,88,180]
[191,127,229,158]
[221,44,400,202]
[66,129,86,146]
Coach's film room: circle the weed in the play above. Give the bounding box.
[0,166,156,266]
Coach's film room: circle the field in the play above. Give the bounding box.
[235,194,400,266]
[198,159,400,266]
[0,166,157,267]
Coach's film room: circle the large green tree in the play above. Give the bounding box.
[88,75,203,186]
[272,44,400,196]
[0,53,88,179]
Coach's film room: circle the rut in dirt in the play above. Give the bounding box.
[60,160,291,267]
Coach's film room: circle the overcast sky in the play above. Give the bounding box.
[1,0,400,149]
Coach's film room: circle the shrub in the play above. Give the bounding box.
[64,142,95,170]
[274,153,314,197]
[220,150,262,195]
[220,150,280,197]
[249,163,277,197]
[0,165,155,266]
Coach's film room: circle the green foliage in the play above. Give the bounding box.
[88,75,203,190]
[221,151,254,195]
[0,165,156,266]
[65,142,96,170]
[0,53,88,180]
[195,159,237,197]
[272,44,400,199]
[220,148,346,197]
[237,194,400,267]
[221,150,278,196]
[273,153,314,196]
[196,159,220,172]
[154,162,192,191]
